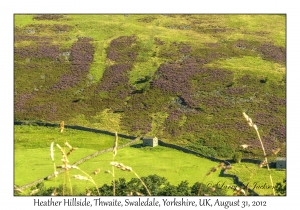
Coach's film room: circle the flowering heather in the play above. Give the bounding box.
[269,96,286,106]
[14,15,286,160]
[29,102,59,121]
[120,111,152,134]
[14,93,36,113]
[258,43,286,64]
[270,125,286,143]
[14,43,60,60]
[107,35,138,62]
[96,64,132,93]
[178,43,192,54]
[14,35,52,42]
[95,36,138,99]
[152,60,233,109]
[154,37,165,45]
[33,14,65,20]
[224,87,248,95]
[51,38,95,90]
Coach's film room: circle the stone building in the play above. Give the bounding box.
[276,157,286,170]
[142,136,158,147]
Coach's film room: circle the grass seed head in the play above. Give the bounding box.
[93,169,101,175]
[104,170,111,174]
[61,158,69,163]
[233,186,246,196]
[65,142,72,149]
[50,142,55,161]
[60,121,65,133]
[51,189,57,196]
[218,162,225,168]
[113,132,118,156]
[243,112,255,127]
[57,164,72,170]
[243,112,249,121]
[210,187,216,192]
[135,191,144,196]
[86,189,92,196]
[110,161,119,166]
[117,163,125,168]
[259,160,268,168]
[14,185,23,193]
[226,165,233,170]
[206,166,218,176]
[272,148,281,155]
[67,147,78,156]
[30,189,39,195]
[223,165,233,171]
[210,166,218,173]
[73,175,89,181]
[56,144,63,151]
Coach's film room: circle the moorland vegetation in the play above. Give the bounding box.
[14,14,286,196]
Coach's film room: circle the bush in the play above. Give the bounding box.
[275,178,286,196]
[27,175,228,196]
[232,152,243,163]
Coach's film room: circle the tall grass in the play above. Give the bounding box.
[242,112,275,195]
[110,132,151,196]
[45,128,151,196]
[112,132,118,195]
[52,141,100,196]
[14,121,284,196]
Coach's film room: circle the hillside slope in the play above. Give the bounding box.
[14,14,286,158]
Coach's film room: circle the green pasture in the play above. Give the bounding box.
[18,144,236,196]
[230,162,286,196]
[14,124,129,150]
[15,125,235,194]
[15,125,285,196]
[14,125,129,185]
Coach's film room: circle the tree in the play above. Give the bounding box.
[275,178,286,196]
[232,152,243,163]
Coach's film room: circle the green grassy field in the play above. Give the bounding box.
[14,124,130,150]
[230,162,286,196]
[15,125,285,196]
[15,125,235,193]
[14,125,130,185]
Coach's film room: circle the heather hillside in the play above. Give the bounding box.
[14,14,286,159]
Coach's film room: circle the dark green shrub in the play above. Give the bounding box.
[275,178,286,196]
[232,152,243,163]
